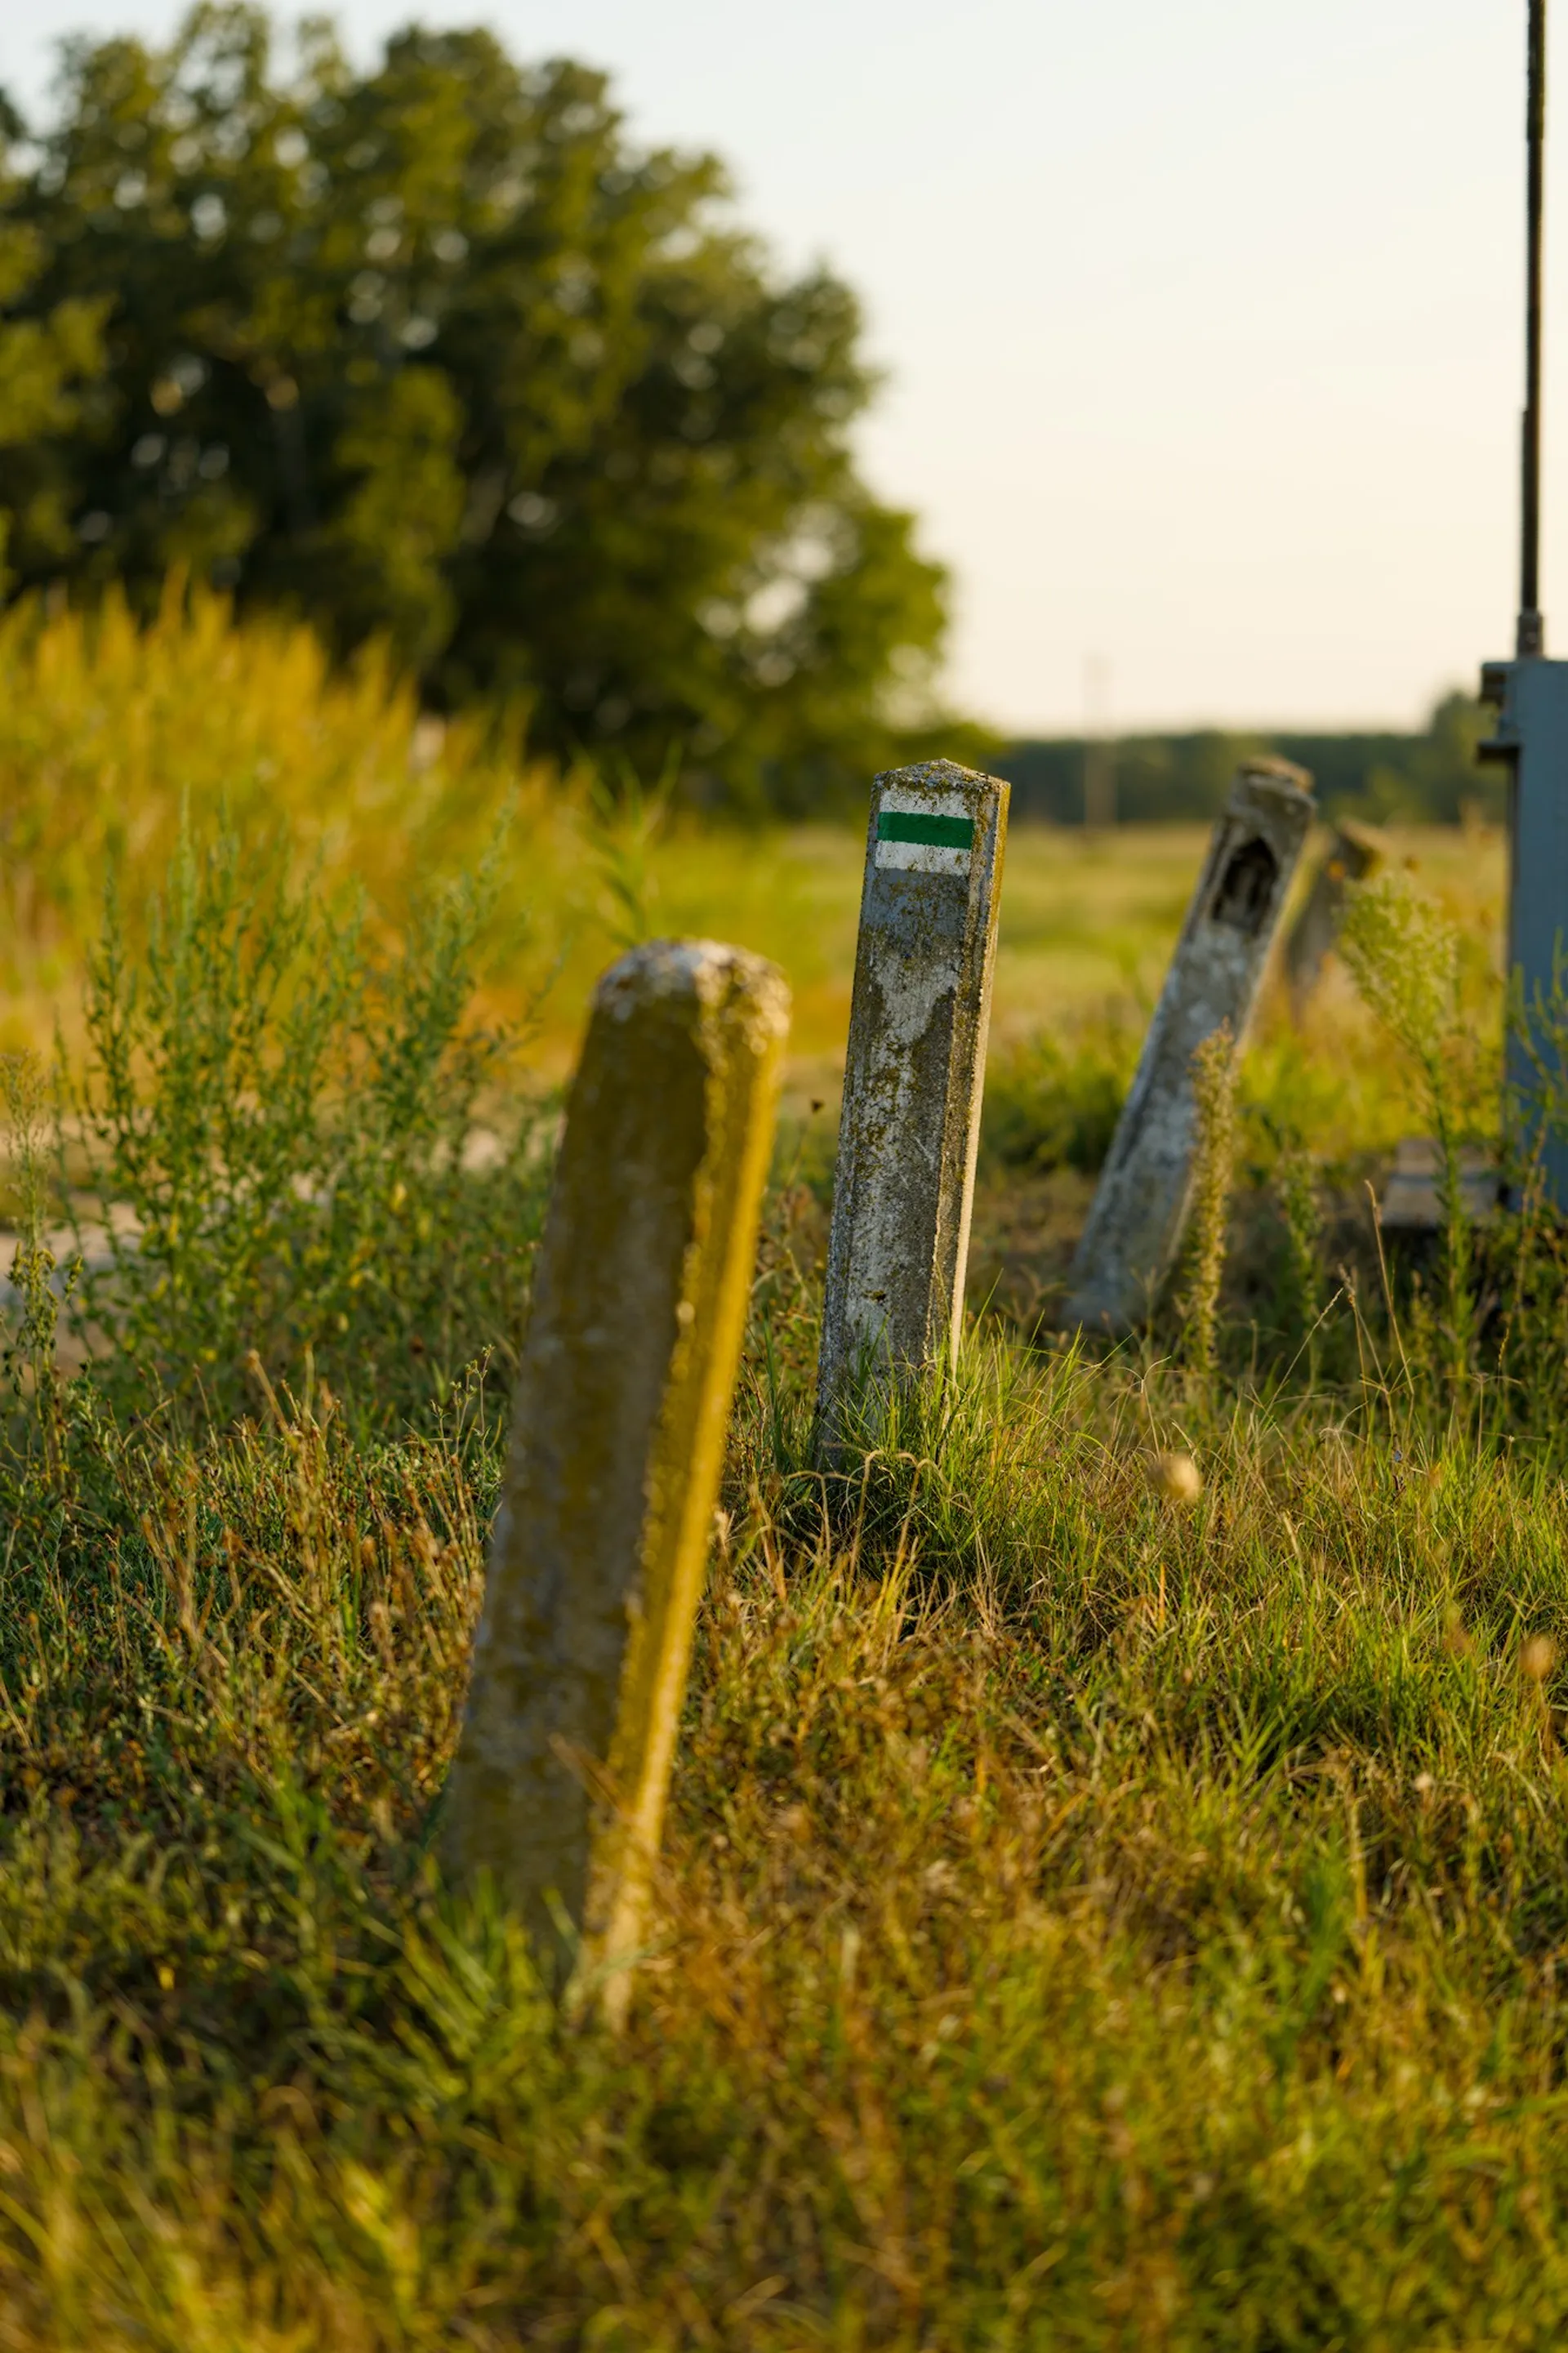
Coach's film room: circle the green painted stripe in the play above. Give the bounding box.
[876,809,974,849]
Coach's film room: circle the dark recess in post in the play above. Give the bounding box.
[1209,838,1279,935]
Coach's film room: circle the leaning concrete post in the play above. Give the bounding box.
[1062,758,1314,1335]
[1283,818,1383,1017]
[443,940,789,2021]
[815,760,1008,1451]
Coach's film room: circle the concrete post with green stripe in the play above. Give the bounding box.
[1062,757,1314,1335]
[443,939,790,2023]
[815,760,1009,1452]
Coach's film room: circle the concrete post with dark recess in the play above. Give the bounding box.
[1062,759,1315,1335]
[443,939,789,2025]
[814,760,1008,1454]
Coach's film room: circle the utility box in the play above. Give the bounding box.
[1480,653,1568,1201]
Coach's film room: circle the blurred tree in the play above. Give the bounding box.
[0,93,107,594]
[0,7,979,808]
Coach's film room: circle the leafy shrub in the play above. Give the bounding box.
[60,823,550,1437]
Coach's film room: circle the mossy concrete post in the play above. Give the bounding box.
[815,760,1008,1451]
[443,940,789,2021]
[1062,758,1314,1335]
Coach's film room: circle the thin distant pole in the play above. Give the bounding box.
[1520,0,1547,655]
[1083,655,1114,829]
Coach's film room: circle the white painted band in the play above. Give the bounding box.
[875,840,971,875]
[878,786,973,821]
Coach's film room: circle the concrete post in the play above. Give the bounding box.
[1283,818,1383,1017]
[815,760,1008,1450]
[443,939,789,2021]
[1062,758,1314,1335]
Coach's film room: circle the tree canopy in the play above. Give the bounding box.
[0,6,974,809]
[0,96,107,592]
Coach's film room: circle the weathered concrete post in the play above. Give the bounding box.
[1283,818,1383,1017]
[1062,758,1314,1335]
[815,760,1008,1451]
[443,940,789,2021]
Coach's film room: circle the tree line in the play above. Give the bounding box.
[997,693,1494,828]
[0,4,982,813]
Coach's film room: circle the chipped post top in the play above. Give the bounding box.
[1235,755,1312,796]
[593,937,792,1037]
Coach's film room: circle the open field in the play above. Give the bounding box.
[0,590,1505,1085]
[3,806,1507,1350]
[526,817,1509,1085]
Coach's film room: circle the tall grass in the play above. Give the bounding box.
[5,1219,1568,2341]
[0,577,573,1036]
[1180,1021,1238,1379]
[1342,873,1492,1393]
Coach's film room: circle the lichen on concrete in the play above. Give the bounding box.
[441,938,789,2019]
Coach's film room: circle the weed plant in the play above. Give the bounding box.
[1179,1023,1238,1382]
[1341,876,1492,1394]
[53,826,550,1442]
[6,840,1568,2342]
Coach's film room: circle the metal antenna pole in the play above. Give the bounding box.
[1521,0,1548,655]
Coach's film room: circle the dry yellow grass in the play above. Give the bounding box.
[0,578,564,1042]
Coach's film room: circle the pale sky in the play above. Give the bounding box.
[0,2,1556,732]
